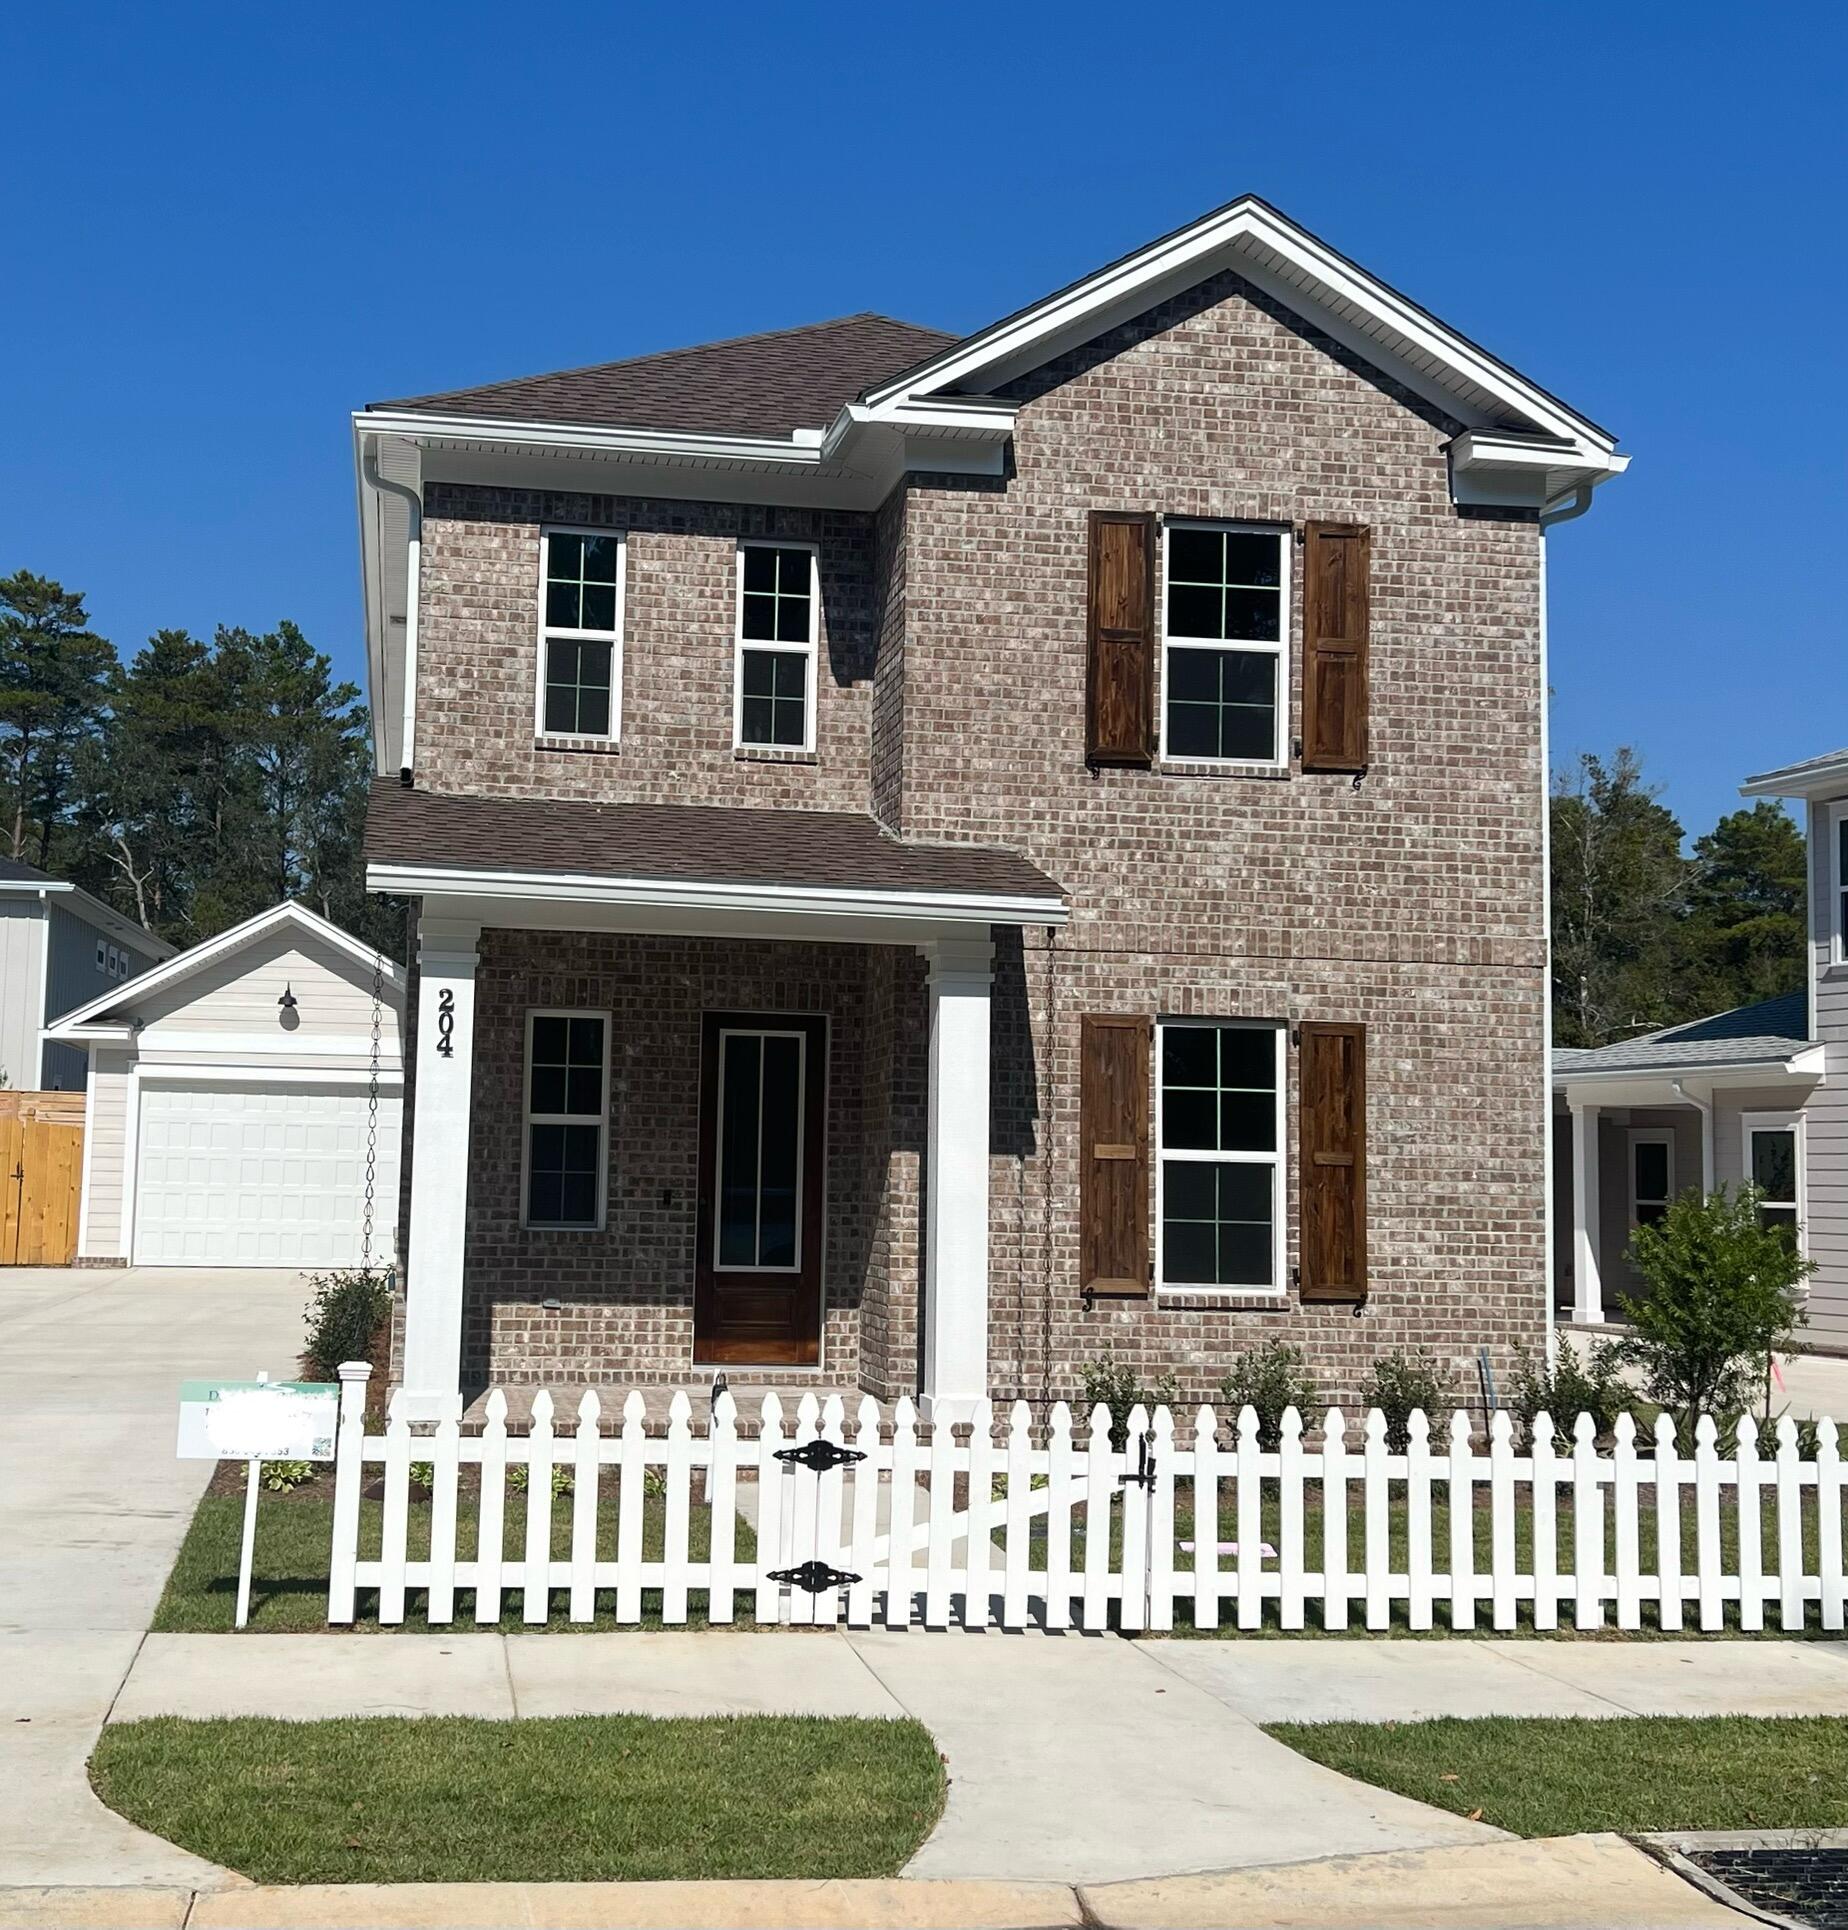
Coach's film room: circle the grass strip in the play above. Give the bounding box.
[1265,1714,1848,1835]
[90,1713,945,1883]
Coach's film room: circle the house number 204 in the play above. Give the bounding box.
[436,988,457,1058]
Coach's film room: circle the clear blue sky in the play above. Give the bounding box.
[3,2,1842,838]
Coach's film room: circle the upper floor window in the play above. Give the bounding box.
[735,542,817,751]
[1161,523,1287,766]
[537,529,623,740]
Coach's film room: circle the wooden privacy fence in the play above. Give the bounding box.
[0,1090,84,1265]
[326,1366,1848,1635]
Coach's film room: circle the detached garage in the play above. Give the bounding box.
[47,902,403,1269]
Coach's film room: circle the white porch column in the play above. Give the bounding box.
[920,932,994,1423]
[400,912,480,1420]
[1569,1098,1603,1325]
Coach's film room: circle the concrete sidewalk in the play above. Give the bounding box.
[108,1627,1848,1887]
[0,1268,310,1890]
[0,1837,1759,1927]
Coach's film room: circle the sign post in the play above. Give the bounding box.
[178,1372,340,1629]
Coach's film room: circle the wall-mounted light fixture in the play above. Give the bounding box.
[278,984,298,1012]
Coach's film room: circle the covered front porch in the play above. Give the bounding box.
[366,783,1066,1421]
[1552,994,1821,1326]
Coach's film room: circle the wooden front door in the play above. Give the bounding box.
[694,1013,826,1365]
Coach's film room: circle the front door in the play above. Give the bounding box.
[694,1012,826,1365]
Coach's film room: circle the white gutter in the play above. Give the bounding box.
[367,861,1069,929]
[362,437,422,779]
[1552,1046,1825,1088]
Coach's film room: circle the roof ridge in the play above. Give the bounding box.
[373,312,956,414]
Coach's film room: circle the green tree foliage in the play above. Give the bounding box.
[0,572,116,867]
[1551,749,1806,1048]
[1679,802,1807,1016]
[2,571,397,955]
[1617,1185,1811,1443]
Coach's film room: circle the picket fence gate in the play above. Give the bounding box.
[325,1363,1848,1635]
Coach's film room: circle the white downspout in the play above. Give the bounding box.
[1671,1079,1717,1194]
[362,438,422,781]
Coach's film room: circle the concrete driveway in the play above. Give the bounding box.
[0,1266,308,1886]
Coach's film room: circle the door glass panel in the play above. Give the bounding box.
[715,1030,805,1269]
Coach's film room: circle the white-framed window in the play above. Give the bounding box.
[1743,1110,1804,1251]
[1155,1018,1286,1292]
[1628,1128,1673,1229]
[107,945,121,978]
[1160,521,1289,767]
[95,940,107,974]
[1831,801,1848,964]
[713,1024,809,1271]
[734,541,818,752]
[522,1010,610,1230]
[536,528,624,740]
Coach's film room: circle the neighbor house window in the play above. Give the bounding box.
[523,1011,609,1229]
[537,529,623,739]
[1629,1129,1673,1228]
[1156,1018,1285,1291]
[1161,523,1288,765]
[95,941,107,973]
[735,542,817,751]
[1744,1113,1802,1250]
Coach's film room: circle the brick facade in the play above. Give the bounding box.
[398,266,1548,1411]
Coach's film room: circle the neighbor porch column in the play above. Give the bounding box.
[400,911,480,1421]
[920,933,994,1423]
[1569,1097,1603,1325]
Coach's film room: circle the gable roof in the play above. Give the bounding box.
[0,861,178,958]
[1551,991,1812,1082]
[373,314,957,440]
[45,900,402,1042]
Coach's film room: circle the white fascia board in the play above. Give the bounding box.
[367,862,1069,930]
[0,878,177,959]
[44,1022,135,1046]
[1554,1050,1823,1094]
[1741,757,1848,801]
[358,409,827,470]
[1449,431,1631,507]
[863,197,1618,458]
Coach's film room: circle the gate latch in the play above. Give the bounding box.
[768,1560,861,1594]
[1122,1430,1157,1491]
[774,1439,867,1474]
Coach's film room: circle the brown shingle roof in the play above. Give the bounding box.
[366,784,1064,906]
[369,314,958,440]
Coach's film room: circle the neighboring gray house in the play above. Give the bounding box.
[1554,747,1848,1350]
[0,859,174,1091]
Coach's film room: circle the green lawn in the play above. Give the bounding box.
[155,1488,757,1632]
[1265,1715,1848,1835]
[90,1714,944,1883]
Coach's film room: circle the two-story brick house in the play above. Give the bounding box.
[357,195,1626,1420]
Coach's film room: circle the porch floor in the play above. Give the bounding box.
[458,1381,902,1437]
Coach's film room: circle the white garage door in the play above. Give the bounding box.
[133,1083,401,1268]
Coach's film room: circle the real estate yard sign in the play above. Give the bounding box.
[177,1375,339,1627]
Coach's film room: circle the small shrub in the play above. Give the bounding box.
[408,1462,434,1490]
[1619,1185,1812,1448]
[302,1269,392,1383]
[260,1459,318,1492]
[1078,1351,1180,1450]
[1508,1340,1632,1446]
[1358,1348,1454,1450]
[505,1461,575,1499]
[1219,1339,1322,1448]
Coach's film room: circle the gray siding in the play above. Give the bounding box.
[1592,1106,1705,1316]
[1803,795,1848,1346]
[44,902,163,1091]
[0,899,44,1090]
[78,1047,133,1259]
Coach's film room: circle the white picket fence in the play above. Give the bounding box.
[325,1364,1848,1634]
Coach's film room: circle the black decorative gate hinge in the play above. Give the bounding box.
[774,1439,867,1473]
[768,1560,861,1594]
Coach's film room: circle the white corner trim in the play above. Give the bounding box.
[365,862,1068,929]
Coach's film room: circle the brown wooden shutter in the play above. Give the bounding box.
[1079,1013,1151,1296]
[1301,522,1370,772]
[1299,1021,1367,1302]
[1086,511,1157,766]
